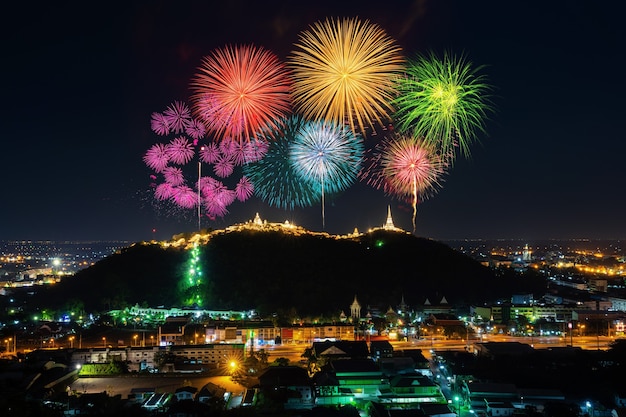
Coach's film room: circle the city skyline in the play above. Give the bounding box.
[2,0,624,242]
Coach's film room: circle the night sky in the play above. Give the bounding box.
[2,0,624,242]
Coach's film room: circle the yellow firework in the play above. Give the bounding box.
[289,17,404,135]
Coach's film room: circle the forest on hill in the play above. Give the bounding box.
[33,229,546,318]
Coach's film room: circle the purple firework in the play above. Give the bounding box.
[166,137,195,165]
[163,101,192,134]
[144,143,170,173]
[199,143,221,164]
[163,166,185,186]
[185,118,206,140]
[235,176,254,201]
[145,100,254,226]
[213,156,235,178]
[154,182,175,200]
[173,186,197,209]
[151,112,170,136]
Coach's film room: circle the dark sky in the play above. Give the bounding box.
[2,0,624,242]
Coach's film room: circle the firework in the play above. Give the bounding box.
[290,120,364,226]
[145,100,254,227]
[235,176,254,202]
[289,17,404,135]
[162,166,185,186]
[151,112,170,136]
[166,136,195,165]
[163,101,192,134]
[213,156,235,178]
[190,44,292,142]
[144,143,170,173]
[362,134,447,232]
[172,185,198,209]
[393,52,493,160]
[185,118,207,140]
[243,116,322,210]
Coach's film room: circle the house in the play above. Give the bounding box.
[370,340,394,361]
[463,382,518,414]
[378,373,448,407]
[314,358,388,406]
[129,387,155,403]
[485,400,516,416]
[174,386,198,401]
[196,382,226,404]
[159,316,190,346]
[312,340,370,361]
[257,366,314,409]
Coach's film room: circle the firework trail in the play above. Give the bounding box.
[361,134,448,232]
[290,120,364,227]
[289,17,404,136]
[190,44,292,142]
[393,52,493,161]
[243,116,323,210]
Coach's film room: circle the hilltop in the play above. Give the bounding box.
[32,221,545,317]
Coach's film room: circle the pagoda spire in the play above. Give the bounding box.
[383,205,395,230]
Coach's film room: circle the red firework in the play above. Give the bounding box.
[190,44,292,142]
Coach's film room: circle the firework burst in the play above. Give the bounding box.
[144,101,253,228]
[243,116,323,210]
[289,17,404,135]
[362,134,447,232]
[190,44,292,142]
[393,52,493,160]
[290,120,364,226]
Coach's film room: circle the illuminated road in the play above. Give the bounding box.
[260,334,619,366]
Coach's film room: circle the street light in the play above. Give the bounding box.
[454,395,461,416]
[133,334,138,347]
[150,335,154,346]
[102,337,106,348]
[69,336,74,349]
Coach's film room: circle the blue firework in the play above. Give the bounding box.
[243,116,322,210]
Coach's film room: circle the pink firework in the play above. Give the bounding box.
[199,143,221,164]
[235,176,254,201]
[172,185,198,209]
[166,136,195,165]
[154,182,175,200]
[190,44,292,142]
[213,156,235,178]
[163,101,192,134]
[185,118,206,140]
[204,197,230,218]
[151,112,170,136]
[162,166,185,186]
[242,138,269,164]
[365,134,447,232]
[145,99,256,227]
[144,143,170,173]
[199,176,226,199]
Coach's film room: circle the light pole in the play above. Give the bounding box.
[133,334,138,347]
[102,337,106,348]
[69,336,74,349]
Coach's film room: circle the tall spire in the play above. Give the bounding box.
[383,205,395,230]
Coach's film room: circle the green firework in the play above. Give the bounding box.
[393,52,493,160]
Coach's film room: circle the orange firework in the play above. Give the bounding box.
[289,17,404,136]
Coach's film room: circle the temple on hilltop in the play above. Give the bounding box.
[371,205,405,233]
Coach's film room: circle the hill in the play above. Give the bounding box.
[32,226,544,317]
